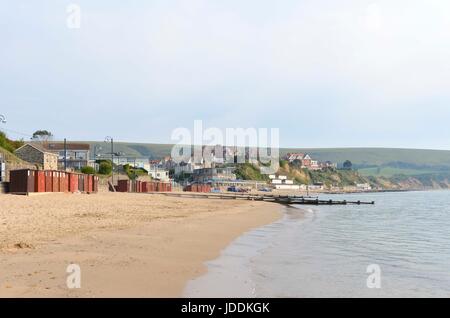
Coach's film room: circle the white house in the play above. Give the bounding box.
[117,158,151,172]
[173,157,205,176]
[310,160,320,170]
[149,167,170,181]
[356,183,372,191]
[270,175,299,190]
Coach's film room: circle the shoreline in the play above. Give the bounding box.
[272,188,437,196]
[184,205,307,298]
[0,193,283,297]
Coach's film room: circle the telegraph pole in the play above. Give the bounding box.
[0,114,5,182]
[111,138,114,185]
[63,138,67,171]
[105,136,114,185]
[93,145,102,172]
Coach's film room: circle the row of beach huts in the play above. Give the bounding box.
[115,179,172,193]
[9,169,99,195]
[183,184,212,193]
[6,169,214,195]
[114,180,212,193]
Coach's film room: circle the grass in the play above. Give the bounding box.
[234,163,269,181]
[85,141,174,160]
[279,147,450,168]
[0,131,24,153]
[0,145,28,165]
[358,167,441,177]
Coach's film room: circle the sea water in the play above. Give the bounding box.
[184,190,450,297]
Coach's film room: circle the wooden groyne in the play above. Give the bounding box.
[146,192,375,206]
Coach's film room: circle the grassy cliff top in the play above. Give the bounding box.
[0,145,28,165]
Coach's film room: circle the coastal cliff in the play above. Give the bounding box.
[235,162,450,191]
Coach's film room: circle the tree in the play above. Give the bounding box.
[291,159,302,169]
[98,162,112,175]
[343,160,353,170]
[0,131,24,152]
[81,166,95,174]
[32,130,53,141]
[279,159,289,169]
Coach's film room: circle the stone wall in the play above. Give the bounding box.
[14,144,58,171]
[43,153,58,170]
[1,161,35,182]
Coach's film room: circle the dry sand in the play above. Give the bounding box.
[0,192,282,297]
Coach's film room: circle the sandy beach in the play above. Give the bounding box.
[0,192,282,297]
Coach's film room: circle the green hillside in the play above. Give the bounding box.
[85,141,174,160]
[279,148,450,169]
[0,131,26,164]
[280,147,450,177]
[358,167,439,177]
[0,145,32,165]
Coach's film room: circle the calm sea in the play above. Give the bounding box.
[184,190,450,297]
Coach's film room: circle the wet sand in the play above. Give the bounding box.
[0,192,282,297]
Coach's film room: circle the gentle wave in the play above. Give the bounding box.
[185,190,450,298]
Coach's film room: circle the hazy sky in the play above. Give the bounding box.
[1,0,450,149]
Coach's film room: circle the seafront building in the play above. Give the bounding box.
[148,167,170,181]
[356,183,372,191]
[192,167,236,183]
[284,153,336,170]
[14,143,58,170]
[269,174,300,190]
[43,142,91,170]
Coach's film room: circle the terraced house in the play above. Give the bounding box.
[285,153,313,168]
[43,142,91,170]
[284,153,336,171]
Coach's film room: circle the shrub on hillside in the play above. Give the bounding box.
[98,162,112,175]
[234,163,269,181]
[0,131,24,153]
[81,166,95,174]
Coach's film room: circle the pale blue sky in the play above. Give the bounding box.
[1,0,450,149]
